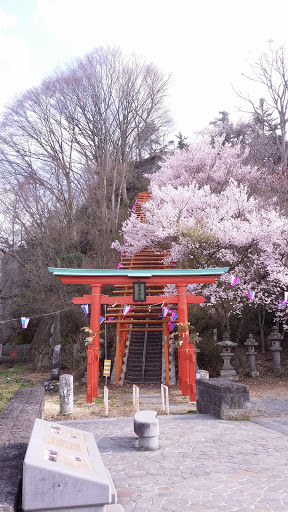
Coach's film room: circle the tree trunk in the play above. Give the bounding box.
[235,314,245,344]
[121,163,129,206]
[258,304,265,353]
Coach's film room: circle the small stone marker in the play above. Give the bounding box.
[59,374,73,415]
[23,418,118,511]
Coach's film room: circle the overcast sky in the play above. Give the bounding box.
[0,0,288,141]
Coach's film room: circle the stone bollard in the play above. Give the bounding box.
[134,410,159,451]
[59,374,73,415]
[268,325,283,371]
[244,333,259,377]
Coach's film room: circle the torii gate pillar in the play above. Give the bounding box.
[87,285,102,403]
[177,284,195,399]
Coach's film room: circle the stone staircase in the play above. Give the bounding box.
[126,326,162,384]
[144,329,162,383]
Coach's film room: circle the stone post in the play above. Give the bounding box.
[59,374,73,415]
[104,386,108,417]
[268,325,283,371]
[244,333,259,377]
[217,332,239,382]
[133,384,139,412]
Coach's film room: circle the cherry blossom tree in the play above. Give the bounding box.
[113,138,288,350]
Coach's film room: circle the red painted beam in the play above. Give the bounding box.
[57,275,220,286]
[72,294,206,305]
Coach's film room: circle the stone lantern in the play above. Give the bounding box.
[217,331,239,381]
[268,325,283,371]
[189,334,209,379]
[189,334,202,371]
[244,333,259,377]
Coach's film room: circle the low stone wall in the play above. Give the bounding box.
[0,387,45,512]
[196,378,250,420]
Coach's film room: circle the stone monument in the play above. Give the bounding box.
[22,419,121,511]
[44,344,61,392]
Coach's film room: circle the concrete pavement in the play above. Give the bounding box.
[61,412,288,511]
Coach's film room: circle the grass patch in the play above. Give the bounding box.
[93,398,103,404]
[0,383,20,413]
[0,363,46,414]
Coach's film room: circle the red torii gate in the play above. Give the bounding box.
[48,267,228,403]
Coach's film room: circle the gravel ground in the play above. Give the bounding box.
[249,396,288,418]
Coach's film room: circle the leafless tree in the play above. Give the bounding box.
[0,46,173,340]
[238,43,288,168]
[58,46,173,227]
[0,46,172,247]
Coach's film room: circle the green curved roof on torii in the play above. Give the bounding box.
[48,267,229,278]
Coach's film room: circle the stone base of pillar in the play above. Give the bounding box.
[250,370,260,378]
[220,369,239,381]
[274,367,284,375]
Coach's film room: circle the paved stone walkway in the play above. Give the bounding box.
[61,411,288,512]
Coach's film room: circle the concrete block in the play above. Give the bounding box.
[196,378,250,420]
[23,419,116,511]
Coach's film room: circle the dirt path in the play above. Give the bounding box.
[44,384,196,421]
[44,379,288,422]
